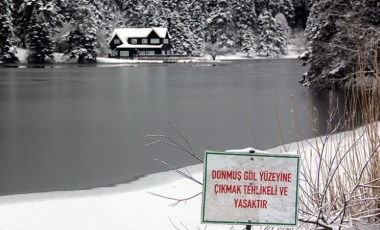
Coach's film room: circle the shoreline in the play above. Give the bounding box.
[0,48,303,67]
[0,57,301,68]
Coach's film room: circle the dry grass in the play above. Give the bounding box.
[292,48,380,229]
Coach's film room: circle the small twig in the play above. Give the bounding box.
[179,221,190,230]
[150,154,202,185]
[148,191,202,207]
[168,217,182,230]
[298,217,334,230]
[146,126,203,162]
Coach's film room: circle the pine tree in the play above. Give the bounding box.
[64,0,99,63]
[55,0,73,21]
[206,0,235,49]
[15,0,65,48]
[241,28,256,57]
[91,0,117,33]
[142,0,166,27]
[169,11,196,55]
[0,0,18,63]
[279,0,295,27]
[206,0,218,14]
[256,10,287,57]
[121,0,143,27]
[161,0,177,12]
[232,0,257,46]
[292,0,310,28]
[302,0,380,89]
[254,0,295,27]
[188,0,207,55]
[26,7,55,63]
[188,1,206,38]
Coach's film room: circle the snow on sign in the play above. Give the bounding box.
[201,151,300,226]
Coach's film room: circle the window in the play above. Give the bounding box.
[131,39,138,44]
[146,50,155,55]
[163,39,169,44]
[111,50,118,56]
[114,39,120,44]
[120,51,129,57]
[142,39,148,44]
[150,38,160,44]
[139,50,155,56]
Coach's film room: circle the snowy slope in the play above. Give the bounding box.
[0,164,210,230]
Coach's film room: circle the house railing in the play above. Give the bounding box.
[137,54,191,60]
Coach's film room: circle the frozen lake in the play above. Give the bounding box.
[0,60,341,195]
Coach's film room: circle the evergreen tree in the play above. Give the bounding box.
[302,0,380,89]
[55,0,73,21]
[142,0,166,27]
[241,28,256,57]
[256,10,287,57]
[121,0,144,27]
[188,1,206,38]
[206,0,235,49]
[206,0,218,14]
[292,0,309,28]
[279,0,295,27]
[161,0,177,12]
[232,0,256,46]
[0,0,18,63]
[157,0,201,55]
[254,0,295,27]
[15,0,64,48]
[26,7,54,63]
[64,0,99,63]
[177,0,190,12]
[169,11,197,55]
[188,0,207,55]
[91,0,117,33]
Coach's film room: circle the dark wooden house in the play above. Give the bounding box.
[108,27,172,58]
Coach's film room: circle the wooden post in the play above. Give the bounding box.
[247,148,254,230]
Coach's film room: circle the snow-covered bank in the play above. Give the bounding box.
[96,57,215,64]
[96,50,304,64]
[216,50,303,61]
[11,47,303,65]
[0,164,208,230]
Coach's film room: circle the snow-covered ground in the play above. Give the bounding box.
[96,57,214,64]
[92,49,304,64]
[215,49,303,61]
[11,47,304,65]
[0,164,211,230]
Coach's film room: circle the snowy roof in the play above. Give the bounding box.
[109,27,170,45]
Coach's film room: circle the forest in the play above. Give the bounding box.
[0,0,379,89]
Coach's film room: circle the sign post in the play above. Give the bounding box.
[201,151,300,227]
